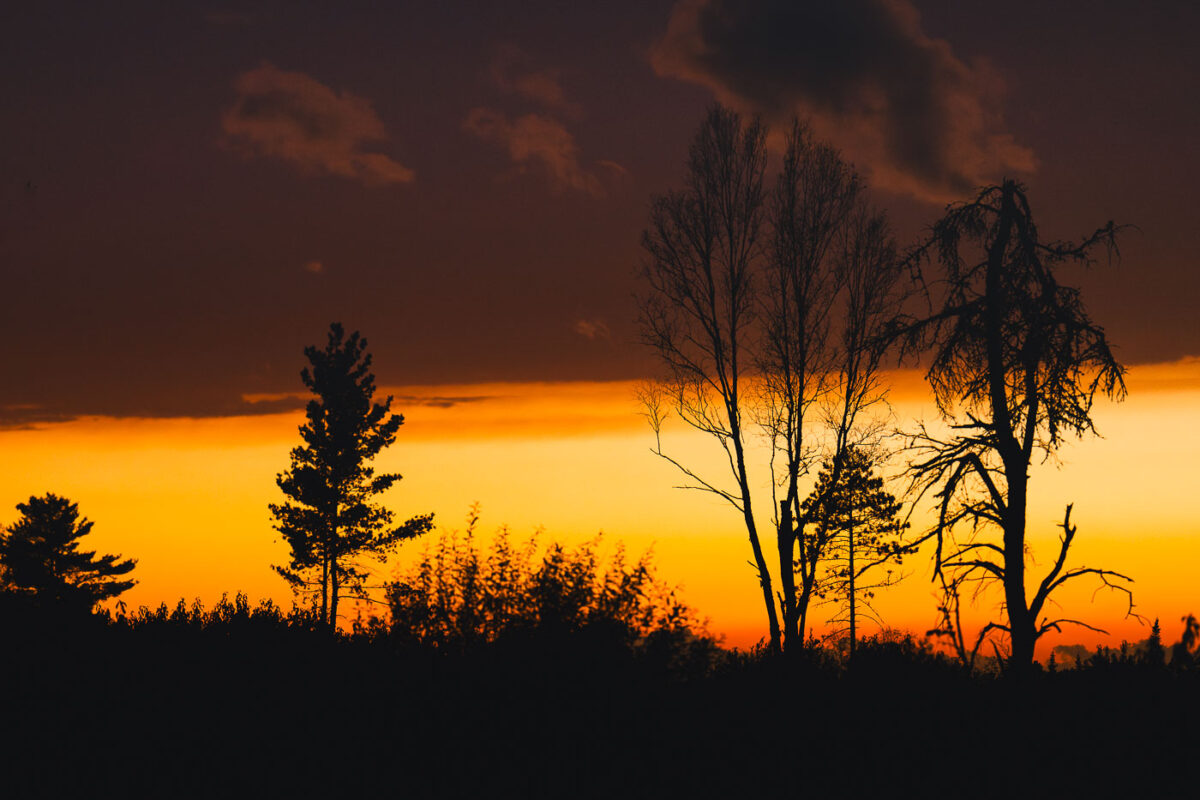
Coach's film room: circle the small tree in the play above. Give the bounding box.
[801,448,906,657]
[270,322,432,629]
[0,493,136,612]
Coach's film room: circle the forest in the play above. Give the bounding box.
[4,106,1198,796]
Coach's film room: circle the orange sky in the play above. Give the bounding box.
[3,360,1198,657]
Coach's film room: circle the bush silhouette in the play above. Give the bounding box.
[385,508,707,654]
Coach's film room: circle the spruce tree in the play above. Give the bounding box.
[801,448,906,656]
[0,493,136,612]
[270,322,432,629]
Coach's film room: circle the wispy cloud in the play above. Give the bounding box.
[465,108,614,196]
[573,319,611,340]
[466,47,626,196]
[652,0,1035,202]
[222,63,414,185]
[489,43,580,117]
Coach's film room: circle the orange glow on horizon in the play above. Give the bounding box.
[2,360,1198,657]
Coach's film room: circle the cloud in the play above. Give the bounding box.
[0,392,497,429]
[489,44,580,116]
[391,394,494,410]
[222,64,414,185]
[242,392,494,411]
[464,108,613,196]
[573,319,611,340]
[652,0,1036,202]
[467,47,627,196]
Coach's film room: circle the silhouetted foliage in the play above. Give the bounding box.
[899,180,1133,668]
[0,493,135,613]
[1173,613,1200,668]
[270,322,433,628]
[1144,618,1165,667]
[385,507,707,657]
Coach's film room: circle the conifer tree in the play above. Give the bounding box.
[0,493,136,612]
[801,448,906,655]
[270,322,432,629]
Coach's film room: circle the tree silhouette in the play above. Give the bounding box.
[639,106,779,647]
[270,322,432,629]
[801,448,906,657]
[899,180,1134,668]
[639,107,902,653]
[0,493,135,612]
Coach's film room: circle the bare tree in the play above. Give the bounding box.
[761,121,861,650]
[899,180,1136,668]
[640,105,778,647]
[639,108,904,653]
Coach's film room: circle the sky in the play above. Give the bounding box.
[2,1,1198,653]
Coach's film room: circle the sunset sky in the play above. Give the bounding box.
[3,1,1198,654]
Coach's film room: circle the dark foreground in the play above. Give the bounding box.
[3,609,1196,799]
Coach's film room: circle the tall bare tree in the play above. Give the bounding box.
[899,180,1135,668]
[640,108,904,652]
[640,105,778,647]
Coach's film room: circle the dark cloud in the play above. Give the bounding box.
[392,395,494,410]
[0,393,494,429]
[0,395,306,430]
[652,0,1035,201]
[221,64,414,185]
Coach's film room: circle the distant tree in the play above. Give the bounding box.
[0,493,135,612]
[1171,614,1199,668]
[898,180,1135,669]
[270,323,433,629]
[801,448,907,657]
[1143,618,1165,667]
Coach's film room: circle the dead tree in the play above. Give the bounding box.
[900,180,1136,668]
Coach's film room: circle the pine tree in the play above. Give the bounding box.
[270,322,433,629]
[0,493,136,612]
[801,448,906,656]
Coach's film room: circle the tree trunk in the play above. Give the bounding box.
[778,500,799,651]
[1004,471,1034,667]
[747,511,780,652]
[320,553,329,627]
[848,515,856,660]
[734,426,780,652]
[330,562,339,632]
[986,183,1035,669]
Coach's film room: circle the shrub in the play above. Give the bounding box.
[384,508,705,652]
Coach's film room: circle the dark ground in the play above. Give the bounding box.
[3,607,1195,799]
